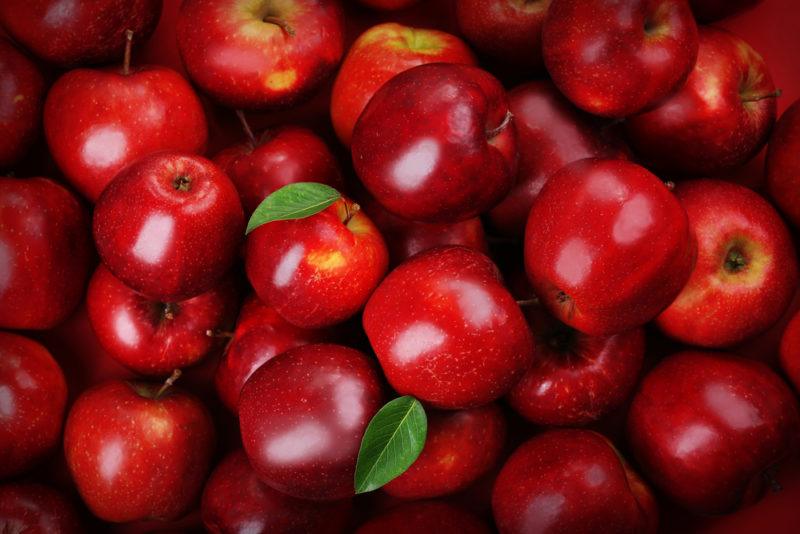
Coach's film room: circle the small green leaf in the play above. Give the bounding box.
[246,182,341,234]
[354,396,427,494]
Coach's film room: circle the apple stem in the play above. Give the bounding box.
[205,329,234,339]
[263,16,295,37]
[155,369,182,399]
[162,302,178,321]
[123,29,134,76]
[663,180,676,191]
[516,298,540,307]
[235,110,257,148]
[742,89,782,103]
[486,110,513,140]
[343,201,361,225]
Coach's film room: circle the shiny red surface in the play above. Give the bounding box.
[44,64,208,202]
[0,483,83,533]
[364,246,533,409]
[0,177,92,330]
[352,63,517,223]
[543,0,698,118]
[524,159,694,336]
[0,39,44,168]
[238,344,384,501]
[0,332,67,479]
[93,152,244,301]
[766,98,800,227]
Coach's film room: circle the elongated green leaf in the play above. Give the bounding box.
[355,396,427,494]
[246,182,341,234]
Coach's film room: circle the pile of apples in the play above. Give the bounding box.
[3,0,800,532]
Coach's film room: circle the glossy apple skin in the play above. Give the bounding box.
[766,98,800,228]
[488,81,628,236]
[357,501,491,534]
[524,158,694,336]
[508,306,645,426]
[331,22,476,146]
[0,483,82,533]
[94,152,244,302]
[455,0,549,69]
[542,0,697,117]
[238,343,384,501]
[657,180,797,347]
[780,310,800,392]
[44,65,208,202]
[493,429,658,534]
[86,265,240,376]
[363,246,533,409]
[214,125,343,217]
[63,380,215,522]
[625,27,776,176]
[362,196,487,266]
[176,0,344,109]
[689,0,761,21]
[0,39,45,169]
[628,351,800,514]
[0,332,67,479]
[0,0,161,66]
[246,197,388,329]
[352,63,518,223]
[201,449,352,534]
[0,177,92,330]
[383,403,506,499]
[214,294,331,412]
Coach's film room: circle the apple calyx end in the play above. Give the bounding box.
[724,248,748,273]
[173,175,192,192]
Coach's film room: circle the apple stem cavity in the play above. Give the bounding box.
[155,369,182,400]
[263,16,295,37]
[486,110,514,140]
[235,109,257,148]
[123,29,134,76]
[741,89,782,103]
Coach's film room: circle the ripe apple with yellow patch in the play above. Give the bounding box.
[330,22,475,146]
[176,0,345,109]
[245,197,389,328]
[657,179,798,347]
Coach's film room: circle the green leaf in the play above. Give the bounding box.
[354,396,427,494]
[246,182,341,234]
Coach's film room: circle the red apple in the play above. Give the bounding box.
[542,0,698,118]
[656,180,797,347]
[455,0,549,69]
[44,56,208,202]
[214,124,343,217]
[0,39,45,169]
[331,22,475,146]
[357,501,491,534]
[93,151,244,302]
[238,343,384,500]
[628,350,800,514]
[86,265,240,376]
[352,63,517,223]
[363,246,533,409]
[176,0,345,109]
[766,98,800,228]
[488,80,628,236]
[780,310,800,392]
[201,449,352,534]
[356,0,420,10]
[508,306,645,426]
[214,294,331,412]
[492,429,658,534]
[524,158,694,336]
[0,176,92,330]
[245,197,388,329]
[362,195,487,266]
[689,0,761,21]
[383,403,506,499]
[0,0,161,66]
[0,483,82,533]
[625,27,777,176]
[0,332,67,478]
[63,378,215,522]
